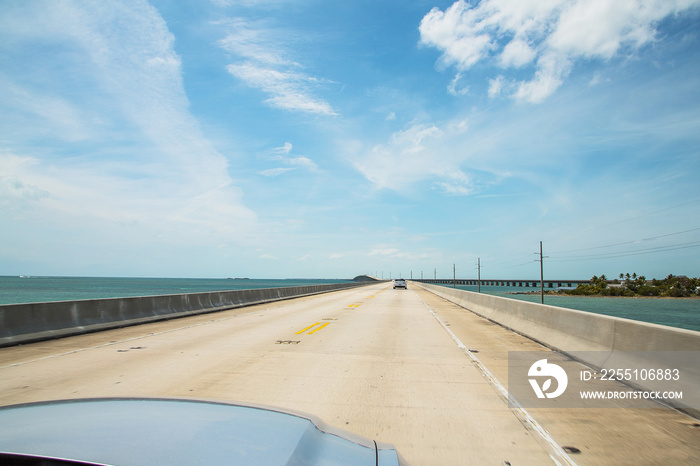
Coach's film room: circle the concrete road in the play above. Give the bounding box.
[1,283,698,465]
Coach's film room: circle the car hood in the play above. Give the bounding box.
[0,398,404,465]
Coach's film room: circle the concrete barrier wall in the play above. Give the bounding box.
[412,282,700,417]
[0,283,368,348]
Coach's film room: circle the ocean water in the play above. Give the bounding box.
[2,277,698,332]
[448,284,700,332]
[0,276,353,305]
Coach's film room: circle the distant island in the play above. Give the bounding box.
[552,274,699,298]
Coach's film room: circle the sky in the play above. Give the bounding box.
[1,0,700,281]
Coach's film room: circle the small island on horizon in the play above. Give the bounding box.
[514,273,700,298]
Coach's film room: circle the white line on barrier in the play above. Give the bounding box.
[413,289,577,466]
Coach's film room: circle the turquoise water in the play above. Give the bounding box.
[2,277,698,332]
[446,284,700,332]
[0,276,353,305]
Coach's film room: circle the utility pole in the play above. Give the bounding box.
[453,263,456,288]
[540,241,544,303]
[434,268,436,280]
[478,257,481,293]
[536,241,549,304]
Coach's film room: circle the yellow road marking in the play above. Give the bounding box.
[308,322,330,334]
[296,322,321,334]
[348,303,360,308]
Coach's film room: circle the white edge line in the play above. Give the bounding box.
[414,290,578,466]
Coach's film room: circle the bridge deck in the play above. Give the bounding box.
[0,283,697,465]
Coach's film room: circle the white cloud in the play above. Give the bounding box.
[212,0,293,7]
[226,62,337,115]
[265,92,337,115]
[419,1,494,70]
[275,142,294,155]
[513,52,571,103]
[367,247,432,261]
[589,72,609,86]
[448,73,470,96]
[0,78,91,143]
[0,1,257,250]
[448,118,469,133]
[358,125,441,189]
[259,167,295,177]
[488,75,506,97]
[287,155,317,170]
[259,142,319,175]
[420,0,700,102]
[0,155,49,210]
[218,18,292,66]
[500,39,536,68]
[547,0,656,59]
[369,248,400,256]
[220,20,337,115]
[393,124,442,149]
[352,121,483,194]
[434,170,474,196]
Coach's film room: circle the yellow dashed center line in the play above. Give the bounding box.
[307,322,330,334]
[296,322,322,334]
[295,322,331,335]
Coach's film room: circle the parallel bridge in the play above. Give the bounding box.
[416,278,589,288]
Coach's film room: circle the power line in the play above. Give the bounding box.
[487,259,537,271]
[552,198,700,242]
[550,241,700,261]
[549,227,700,255]
[485,253,539,269]
[459,225,699,278]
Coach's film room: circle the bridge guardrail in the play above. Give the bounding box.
[412,281,700,419]
[0,282,370,348]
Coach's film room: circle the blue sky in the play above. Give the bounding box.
[1,0,699,280]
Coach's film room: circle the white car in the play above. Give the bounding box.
[393,279,407,289]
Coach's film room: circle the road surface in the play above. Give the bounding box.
[1,283,698,465]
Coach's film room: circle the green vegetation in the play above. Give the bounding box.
[565,274,700,298]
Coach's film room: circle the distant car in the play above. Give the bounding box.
[0,398,406,465]
[393,279,407,289]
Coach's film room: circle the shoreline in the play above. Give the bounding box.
[507,291,700,300]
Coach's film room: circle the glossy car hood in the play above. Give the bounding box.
[0,398,404,465]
